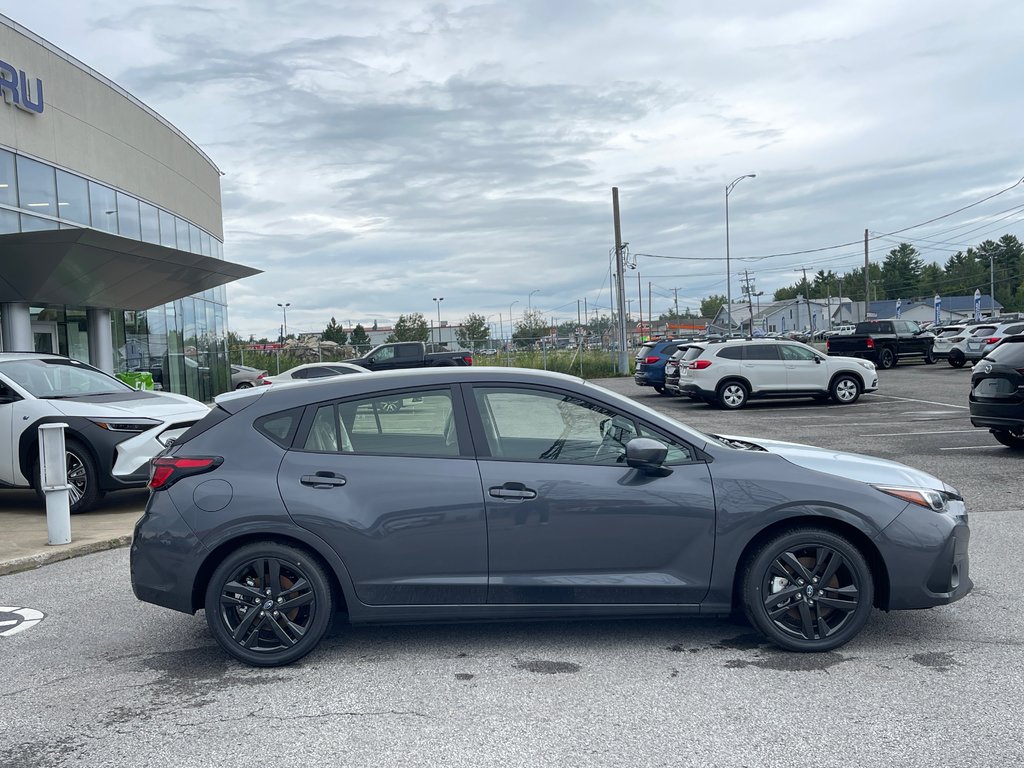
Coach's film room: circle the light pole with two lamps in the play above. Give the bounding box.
[277,302,290,344]
[432,297,444,348]
[725,174,756,335]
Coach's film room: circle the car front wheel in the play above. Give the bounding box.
[830,375,861,404]
[717,381,749,410]
[33,439,101,514]
[741,528,874,652]
[205,541,334,667]
[992,430,1024,450]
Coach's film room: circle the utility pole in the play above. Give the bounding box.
[864,228,870,321]
[673,288,679,319]
[612,187,629,374]
[990,252,996,317]
[648,281,652,337]
[743,270,755,333]
[802,267,813,333]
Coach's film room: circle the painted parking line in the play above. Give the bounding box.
[870,394,969,409]
[939,445,1005,451]
[801,419,971,429]
[860,429,979,437]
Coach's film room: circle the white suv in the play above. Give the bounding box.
[0,353,210,513]
[673,339,878,409]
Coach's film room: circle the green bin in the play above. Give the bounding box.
[116,371,155,391]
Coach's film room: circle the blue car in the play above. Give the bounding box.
[634,339,689,394]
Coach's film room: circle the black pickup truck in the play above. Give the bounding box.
[825,319,935,369]
[346,342,473,371]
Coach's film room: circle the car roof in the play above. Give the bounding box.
[0,352,66,363]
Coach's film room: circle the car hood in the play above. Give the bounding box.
[48,390,210,420]
[716,434,953,492]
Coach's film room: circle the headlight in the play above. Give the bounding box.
[87,417,161,433]
[873,485,948,512]
[857,359,876,370]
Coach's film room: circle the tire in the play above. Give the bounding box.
[33,439,101,514]
[829,374,861,404]
[741,528,874,652]
[235,382,253,389]
[992,430,1024,450]
[205,541,334,667]
[716,380,749,410]
[924,348,936,365]
[877,347,897,369]
[379,399,403,413]
[653,384,665,394]
[948,350,966,368]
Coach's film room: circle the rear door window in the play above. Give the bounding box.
[744,344,781,360]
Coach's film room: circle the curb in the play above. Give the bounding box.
[0,535,132,577]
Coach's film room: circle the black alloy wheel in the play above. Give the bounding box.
[948,350,966,368]
[33,439,100,514]
[992,430,1024,450]
[742,528,874,652]
[379,399,403,413]
[877,348,897,369]
[205,542,334,667]
[235,382,253,389]
[653,384,666,394]
[829,374,861,404]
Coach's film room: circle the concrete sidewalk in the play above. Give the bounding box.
[0,489,148,576]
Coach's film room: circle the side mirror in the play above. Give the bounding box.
[367,357,375,364]
[625,437,669,473]
[814,356,822,364]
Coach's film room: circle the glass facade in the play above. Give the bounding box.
[0,147,231,400]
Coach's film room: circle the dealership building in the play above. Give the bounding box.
[0,14,258,399]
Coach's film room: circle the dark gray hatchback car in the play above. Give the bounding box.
[131,367,971,667]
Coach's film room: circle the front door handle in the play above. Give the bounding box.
[301,472,347,488]
[488,482,537,501]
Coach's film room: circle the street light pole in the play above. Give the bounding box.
[528,289,540,316]
[725,174,756,335]
[276,302,290,343]
[432,297,444,348]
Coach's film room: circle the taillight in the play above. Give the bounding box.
[149,456,223,490]
[689,360,712,369]
[644,356,660,364]
[866,338,875,349]
[462,355,473,365]
[826,339,831,350]
[986,337,1000,344]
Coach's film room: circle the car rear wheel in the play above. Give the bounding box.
[379,399,403,413]
[829,375,861,404]
[33,439,101,514]
[741,528,874,652]
[205,541,334,667]
[924,348,936,364]
[717,381,748,410]
[948,350,966,368]
[877,348,897,369]
[235,382,253,389]
[992,430,1024,450]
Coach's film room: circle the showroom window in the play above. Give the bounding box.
[88,181,118,233]
[56,170,90,225]
[175,217,190,251]
[158,209,176,247]
[139,201,160,244]
[0,149,18,207]
[116,192,141,240]
[16,155,57,218]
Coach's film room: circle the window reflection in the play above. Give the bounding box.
[139,201,160,244]
[88,181,118,233]
[0,149,16,206]
[56,170,89,225]
[16,156,57,218]
[159,209,176,247]
[116,192,141,239]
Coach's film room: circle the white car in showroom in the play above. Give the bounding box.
[674,338,878,409]
[0,353,210,513]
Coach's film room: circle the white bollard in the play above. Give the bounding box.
[38,423,71,546]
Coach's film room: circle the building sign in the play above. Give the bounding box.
[0,58,44,114]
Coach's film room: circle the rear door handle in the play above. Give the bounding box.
[488,482,537,501]
[301,472,347,488]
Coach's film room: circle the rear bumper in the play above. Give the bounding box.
[969,399,1024,431]
[634,372,663,387]
[130,492,208,614]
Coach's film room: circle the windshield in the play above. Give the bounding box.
[0,358,131,398]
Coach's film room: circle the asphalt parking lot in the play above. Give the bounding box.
[1,362,1022,768]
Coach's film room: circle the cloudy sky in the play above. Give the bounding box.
[9,0,1024,338]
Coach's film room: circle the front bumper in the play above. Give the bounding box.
[878,500,972,610]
